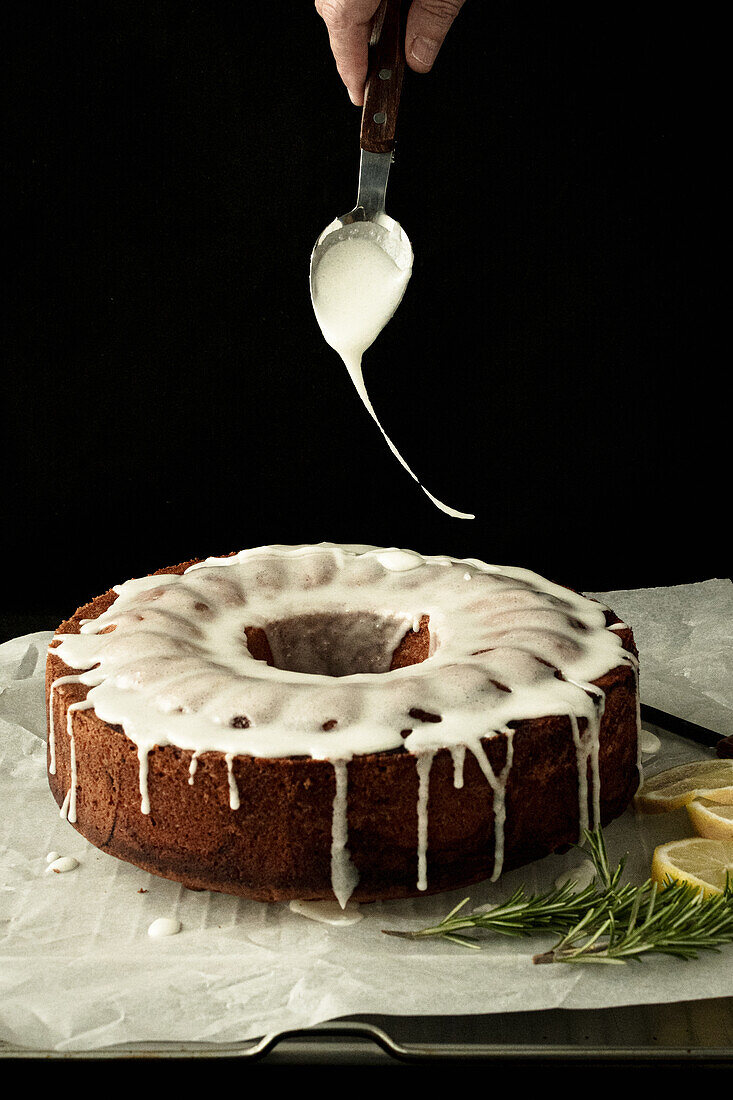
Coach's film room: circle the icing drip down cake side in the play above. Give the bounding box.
[45,544,641,904]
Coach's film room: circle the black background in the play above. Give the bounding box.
[3,1,726,641]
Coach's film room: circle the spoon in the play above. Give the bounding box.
[310,0,412,288]
[310,0,474,520]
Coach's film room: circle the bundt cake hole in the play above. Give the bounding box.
[244,612,432,677]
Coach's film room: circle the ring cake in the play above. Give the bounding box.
[46,544,640,904]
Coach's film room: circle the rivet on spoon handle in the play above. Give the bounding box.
[360,0,406,155]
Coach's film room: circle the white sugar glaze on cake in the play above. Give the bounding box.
[48,543,639,906]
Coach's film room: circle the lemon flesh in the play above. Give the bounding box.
[687,798,733,840]
[635,760,733,814]
[652,838,733,896]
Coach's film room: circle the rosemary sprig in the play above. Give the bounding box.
[382,828,733,965]
[534,877,733,965]
[382,879,605,947]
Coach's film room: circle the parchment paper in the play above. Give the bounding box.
[0,579,731,1052]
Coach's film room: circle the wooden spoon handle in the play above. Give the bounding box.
[360,0,406,154]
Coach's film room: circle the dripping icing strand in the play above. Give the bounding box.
[225,754,240,811]
[469,732,516,881]
[415,752,435,892]
[450,744,466,789]
[62,699,93,823]
[331,760,359,907]
[49,673,91,775]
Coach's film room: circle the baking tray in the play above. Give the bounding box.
[4,1001,733,1064]
[2,707,733,1064]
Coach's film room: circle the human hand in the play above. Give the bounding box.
[315,1,466,106]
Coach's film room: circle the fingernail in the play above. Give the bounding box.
[409,36,439,68]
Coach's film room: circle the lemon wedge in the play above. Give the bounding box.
[651,838,733,896]
[687,798,733,840]
[635,760,733,814]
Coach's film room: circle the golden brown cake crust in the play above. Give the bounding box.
[46,556,640,902]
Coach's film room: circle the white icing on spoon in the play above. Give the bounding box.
[311,225,474,520]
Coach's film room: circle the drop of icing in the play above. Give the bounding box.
[640,728,661,756]
[289,899,363,926]
[147,917,181,938]
[46,856,79,874]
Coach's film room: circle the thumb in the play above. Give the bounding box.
[405,0,466,73]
